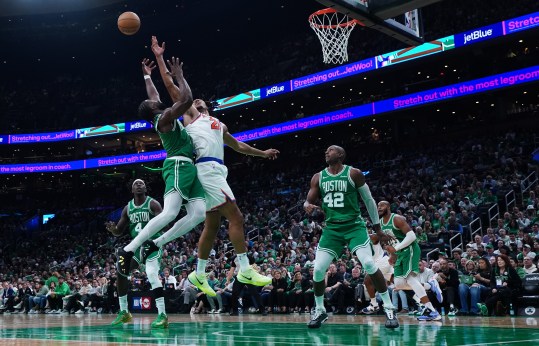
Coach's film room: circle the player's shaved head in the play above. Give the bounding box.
[328,145,346,162]
[378,200,390,208]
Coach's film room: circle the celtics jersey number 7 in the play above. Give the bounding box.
[319,165,362,223]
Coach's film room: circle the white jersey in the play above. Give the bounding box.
[373,242,385,262]
[186,113,224,161]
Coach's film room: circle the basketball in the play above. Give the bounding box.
[117,11,140,35]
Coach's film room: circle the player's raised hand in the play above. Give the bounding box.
[142,58,156,76]
[263,148,280,160]
[151,36,165,57]
[104,221,117,233]
[166,57,184,78]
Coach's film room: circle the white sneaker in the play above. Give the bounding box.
[74,309,85,314]
[360,305,380,314]
[208,309,216,314]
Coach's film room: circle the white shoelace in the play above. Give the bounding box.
[385,308,395,319]
[312,309,326,320]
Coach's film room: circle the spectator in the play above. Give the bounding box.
[46,276,70,314]
[522,254,537,274]
[436,259,460,316]
[28,280,49,314]
[478,254,522,316]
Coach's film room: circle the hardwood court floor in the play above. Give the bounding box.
[1,312,538,345]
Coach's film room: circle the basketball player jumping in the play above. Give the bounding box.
[105,179,169,328]
[304,145,399,329]
[115,58,207,293]
[143,36,279,293]
[378,201,441,322]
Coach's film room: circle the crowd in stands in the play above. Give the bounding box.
[1,124,538,317]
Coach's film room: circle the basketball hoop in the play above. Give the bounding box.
[309,8,361,65]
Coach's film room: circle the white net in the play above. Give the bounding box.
[309,9,357,65]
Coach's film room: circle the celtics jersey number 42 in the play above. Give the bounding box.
[319,165,362,223]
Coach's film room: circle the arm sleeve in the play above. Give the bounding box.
[394,231,417,251]
[357,184,380,225]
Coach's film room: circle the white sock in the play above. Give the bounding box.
[379,290,394,309]
[237,253,249,271]
[196,259,207,275]
[371,299,379,308]
[315,295,325,310]
[425,302,435,311]
[119,295,128,312]
[155,297,166,316]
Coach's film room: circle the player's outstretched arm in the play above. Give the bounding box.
[142,58,160,101]
[159,57,194,124]
[151,36,198,121]
[151,36,178,100]
[350,168,392,243]
[105,206,129,237]
[222,123,279,159]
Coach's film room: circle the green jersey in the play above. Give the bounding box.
[380,213,399,246]
[381,213,413,249]
[127,196,156,239]
[319,165,361,223]
[154,115,194,158]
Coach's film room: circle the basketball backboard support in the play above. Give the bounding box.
[314,0,443,45]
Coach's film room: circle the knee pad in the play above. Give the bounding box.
[313,267,326,282]
[362,259,378,275]
[394,277,407,289]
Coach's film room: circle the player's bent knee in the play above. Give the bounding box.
[313,268,326,282]
[362,259,378,275]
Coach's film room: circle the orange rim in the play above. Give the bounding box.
[309,8,362,29]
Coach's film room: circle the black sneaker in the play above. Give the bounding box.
[140,240,159,263]
[229,310,239,316]
[308,308,329,329]
[116,248,133,277]
[384,307,399,329]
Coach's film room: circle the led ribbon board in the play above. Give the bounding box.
[2,65,537,174]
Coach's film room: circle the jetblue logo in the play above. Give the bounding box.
[456,24,502,47]
[265,85,285,97]
[463,29,493,44]
[130,121,148,131]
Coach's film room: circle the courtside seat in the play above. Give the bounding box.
[516,273,539,316]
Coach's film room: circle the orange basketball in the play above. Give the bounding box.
[117,12,140,35]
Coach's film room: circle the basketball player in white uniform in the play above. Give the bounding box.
[149,36,279,293]
[360,229,395,314]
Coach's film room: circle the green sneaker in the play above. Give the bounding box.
[110,310,133,326]
[477,303,488,316]
[151,313,169,329]
[188,272,216,297]
[237,266,272,286]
